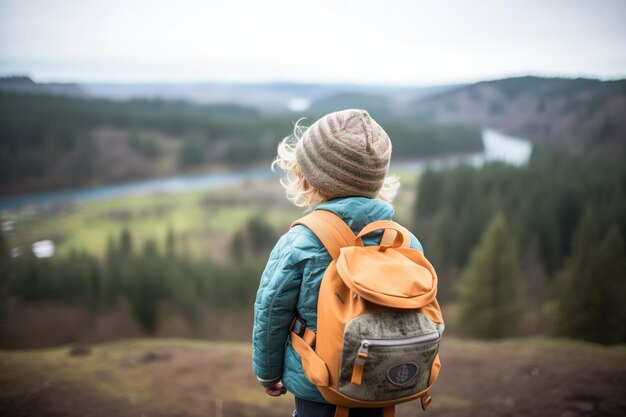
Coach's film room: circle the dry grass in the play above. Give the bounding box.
[1,337,625,417]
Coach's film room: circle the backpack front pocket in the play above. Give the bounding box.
[338,330,440,401]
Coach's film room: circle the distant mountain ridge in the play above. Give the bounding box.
[407,76,626,152]
[2,75,624,153]
[0,75,461,110]
[0,75,84,97]
[80,81,461,110]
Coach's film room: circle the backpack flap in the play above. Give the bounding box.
[337,247,437,309]
[337,221,438,309]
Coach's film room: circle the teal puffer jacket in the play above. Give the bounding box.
[252,196,424,402]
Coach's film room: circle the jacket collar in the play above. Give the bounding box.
[314,197,394,234]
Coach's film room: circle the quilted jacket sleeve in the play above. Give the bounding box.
[252,228,304,386]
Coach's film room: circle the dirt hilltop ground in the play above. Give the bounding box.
[0,337,625,417]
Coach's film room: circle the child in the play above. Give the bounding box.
[252,109,424,417]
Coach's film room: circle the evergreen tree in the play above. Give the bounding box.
[0,230,9,295]
[178,133,205,168]
[230,216,276,261]
[0,230,8,261]
[457,214,524,338]
[142,239,158,257]
[524,236,548,334]
[230,232,246,262]
[247,216,277,258]
[596,226,626,344]
[166,227,175,258]
[558,216,626,344]
[120,228,133,255]
[557,210,599,340]
[106,235,117,262]
[0,230,11,341]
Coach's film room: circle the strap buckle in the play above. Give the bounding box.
[291,316,307,338]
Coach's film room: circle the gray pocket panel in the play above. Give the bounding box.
[338,313,442,401]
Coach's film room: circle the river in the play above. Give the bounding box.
[0,129,531,211]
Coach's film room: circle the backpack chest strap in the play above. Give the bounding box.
[289,317,328,387]
[290,316,316,347]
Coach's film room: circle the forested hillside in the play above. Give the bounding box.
[414,147,626,342]
[408,76,626,152]
[0,92,481,195]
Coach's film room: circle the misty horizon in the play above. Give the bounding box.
[1,0,624,86]
[1,72,624,89]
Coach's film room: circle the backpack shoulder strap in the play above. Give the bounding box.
[291,210,357,260]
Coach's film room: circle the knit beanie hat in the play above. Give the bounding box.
[295,109,392,199]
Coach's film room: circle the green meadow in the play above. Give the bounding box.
[6,169,420,262]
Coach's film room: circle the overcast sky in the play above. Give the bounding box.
[0,0,624,86]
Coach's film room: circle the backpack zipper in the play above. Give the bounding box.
[351,331,439,385]
[360,331,440,350]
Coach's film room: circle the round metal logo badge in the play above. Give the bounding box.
[386,362,418,386]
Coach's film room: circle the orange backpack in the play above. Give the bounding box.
[290,210,444,417]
